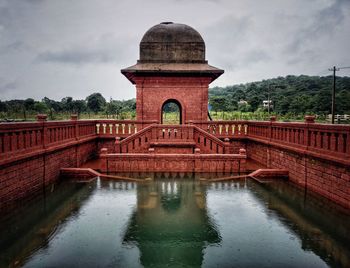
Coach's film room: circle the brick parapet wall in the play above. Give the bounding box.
[100,153,246,173]
[0,140,97,212]
[246,140,350,209]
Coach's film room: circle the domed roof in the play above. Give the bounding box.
[121,22,224,84]
[139,22,206,63]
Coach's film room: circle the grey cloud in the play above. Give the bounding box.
[242,50,271,65]
[287,49,319,65]
[4,41,26,51]
[37,48,117,65]
[35,33,137,66]
[0,78,17,95]
[0,0,349,100]
[204,15,253,69]
[206,15,252,45]
[287,0,349,52]
[174,0,220,2]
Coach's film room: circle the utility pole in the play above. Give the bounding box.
[267,85,270,115]
[328,66,350,123]
[329,66,339,124]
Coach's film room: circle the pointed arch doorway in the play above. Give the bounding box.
[161,99,183,125]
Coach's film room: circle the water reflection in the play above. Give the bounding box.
[0,182,95,268]
[123,179,221,267]
[0,174,349,268]
[248,180,350,268]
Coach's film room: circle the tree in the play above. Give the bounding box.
[24,98,35,111]
[210,96,226,115]
[86,93,106,114]
[208,75,350,115]
[106,99,123,118]
[238,102,252,112]
[43,97,63,112]
[61,97,74,113]
[34,102,49,114]
[72,100,87,115]
[0,101,7,112]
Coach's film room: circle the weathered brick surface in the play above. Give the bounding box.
[0,141,96,211]
[98,138,116,153]
[247,141,350,209]
[230,140,246,154]
[134,76,211,123]
[100,153,246,173]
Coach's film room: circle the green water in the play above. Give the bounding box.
[1,175,349,268]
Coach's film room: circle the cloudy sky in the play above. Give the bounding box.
[0,0,349,101]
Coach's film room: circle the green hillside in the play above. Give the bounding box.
[209,75,350,115]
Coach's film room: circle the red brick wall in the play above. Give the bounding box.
[0,141,96,211]
[247,141,350,209]
[230,140,246,154]
[134,76,211,123]
[100,153,246,173]
[98,138,116,153]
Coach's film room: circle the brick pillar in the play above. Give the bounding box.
[304,115,316,123]
[305,115,315,149]
[100,148,108,172]
[36,114,48,148]
[239,148,247,172]
[36,114,47,122]
[224,138,232,154]
[194,148,201,172]
[115,137,121,153]
[188,125,194,140]
[71,114,79,141]
[71,114,78,121]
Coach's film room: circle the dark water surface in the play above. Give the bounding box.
[1,174,349,268]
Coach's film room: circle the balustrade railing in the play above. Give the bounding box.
[1,117,349,165]
[246,121,350,160]
[95,120,157,137]
[191,120,248,138]
[0,122,44,157]
[0,120,97,163]
[307,124,350,156]
[117,124,227,154]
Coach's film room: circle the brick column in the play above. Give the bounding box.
[37,114,48,148]
[305,115,315,148]
[100,148,108,172]
[239,148,247,172]
[194,148,201,172]
[224,138,232,154]
[115,137,121,153]
[71,114,79,140]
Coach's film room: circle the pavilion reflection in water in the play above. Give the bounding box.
[122,177,221,267]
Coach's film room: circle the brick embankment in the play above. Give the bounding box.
[0,140,97,211]
[247,141,350,209]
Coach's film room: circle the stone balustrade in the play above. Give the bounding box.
[1,117,349,166]
[0,119,97,166]
[190,120,249,138]
[246,120,350,164]
[96,120,157,137]
[116,124,227,154]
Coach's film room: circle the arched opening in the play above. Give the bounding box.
[161,99,182,124]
